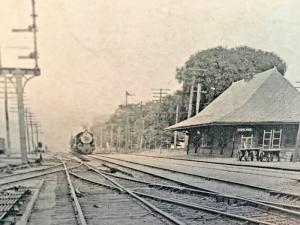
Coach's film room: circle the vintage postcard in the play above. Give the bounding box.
[0,1,299,224]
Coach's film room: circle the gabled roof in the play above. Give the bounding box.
[167,68,300,131]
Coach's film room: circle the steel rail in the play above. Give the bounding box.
[70,166,274,225]
[0,164,82,187]
[92,155,300,199]
[99,165,300,217]
[88,155,300,217]
[135,192,274,225]
[69,171,123,192]
[82,162,186,225]
[63,162,87,225]
[0,163,63,179]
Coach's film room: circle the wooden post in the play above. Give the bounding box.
[99,127,103,150]
[293,123,300,162]
[185,78,195,150]
[25,110,31,153]
[110,124,114,150]
[140,101,144,150]
[34,123,39,144]
[140,119,144,150]
[174,104,179,149]
[187,79,195,119]
[117,127,121,150]
[4,75,11,157]
[29,110,35,151]
[196,83,202,114]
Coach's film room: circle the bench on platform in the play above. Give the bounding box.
[237,148,282,162]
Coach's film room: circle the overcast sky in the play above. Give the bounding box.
[0,0,300,151]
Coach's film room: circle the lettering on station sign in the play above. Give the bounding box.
[237,128,253,132]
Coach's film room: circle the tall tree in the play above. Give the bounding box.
[176,46,287,111]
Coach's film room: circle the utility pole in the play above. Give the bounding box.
[110,124,114,150]
[187,79,195,119]
[196,83,202,114]
[185,68,206,152]
[125,90,134,150]
[0,0,41,163]
[24,109,31,153]
[152,88,170,150]
[99,127,103,150]
[28,110,35,151]
[34,123,39,144]
[117,126,121,150]
[174,104,179,149]
[139,101,145,150]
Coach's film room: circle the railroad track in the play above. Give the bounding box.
[0,162,82,187]
[72,157,300,225]
[65,160,178,225]
[91,155,300,202]
[25,159,83,225]
[126,154,300,181]
[84,155,300,224]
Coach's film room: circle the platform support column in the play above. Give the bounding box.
[15,72,28,163]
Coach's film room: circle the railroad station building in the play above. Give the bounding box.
[167,68,300,160]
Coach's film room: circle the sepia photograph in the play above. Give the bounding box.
[0,0,300,224]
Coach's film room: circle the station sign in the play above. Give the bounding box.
[237,128,253,132]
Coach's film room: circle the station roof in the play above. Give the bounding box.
[167,68,300,131]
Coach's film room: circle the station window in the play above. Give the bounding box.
[240,132,253,148]
[263,129,282,149]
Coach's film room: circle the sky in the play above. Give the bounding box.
[0,0,300,152]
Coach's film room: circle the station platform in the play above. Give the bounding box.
[131,149,300,171]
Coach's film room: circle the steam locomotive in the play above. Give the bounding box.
[70,130,95,154]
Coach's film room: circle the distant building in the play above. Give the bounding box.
[167,68,300,159]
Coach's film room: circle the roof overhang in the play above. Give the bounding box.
[166,121,300,131]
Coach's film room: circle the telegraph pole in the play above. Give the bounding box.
[187,79,195,119]
[4,76,11,157]
[174,104,179,149]
[196,83,202,114]
[125,90,135,150]
[152,88,170,150]
[139,101,145,150]
[110,124,114,150]
[34,123,39,145]
[185,68,206,152]
[28,110,35,151]
[24,109,31,153]
[117,126,121,150]
[99,127,103,150]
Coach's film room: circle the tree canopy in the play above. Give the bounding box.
[176,46,287,104]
